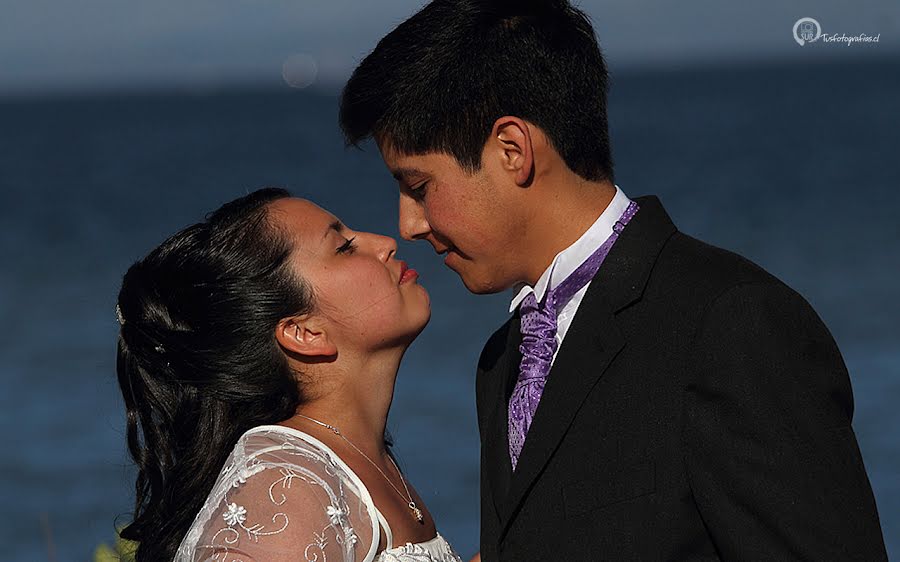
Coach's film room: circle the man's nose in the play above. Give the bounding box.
[398,194,430,241]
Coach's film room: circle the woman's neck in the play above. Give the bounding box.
[284,346,403,460]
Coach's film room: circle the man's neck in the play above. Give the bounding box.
[522,178,617,287]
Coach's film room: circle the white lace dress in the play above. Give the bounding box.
[175,425,463,562]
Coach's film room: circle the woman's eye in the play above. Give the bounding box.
[336,237,357,255]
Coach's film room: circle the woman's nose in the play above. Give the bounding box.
[374,233,397,262]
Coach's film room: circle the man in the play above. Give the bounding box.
[339,0,887,559]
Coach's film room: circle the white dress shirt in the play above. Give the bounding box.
[509,185,632,366]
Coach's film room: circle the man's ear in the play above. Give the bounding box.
[275,315,337,358]
[491,116,534,187]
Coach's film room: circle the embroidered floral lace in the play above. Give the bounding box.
[175,425,462,562]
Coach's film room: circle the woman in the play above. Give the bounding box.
[116,188,463,561]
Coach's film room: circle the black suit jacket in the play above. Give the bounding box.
[476,196,886,561]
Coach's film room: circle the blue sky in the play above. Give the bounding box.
[1,0,897,95]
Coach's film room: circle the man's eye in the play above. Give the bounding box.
[410,182,429,200]
[336,237,357,255]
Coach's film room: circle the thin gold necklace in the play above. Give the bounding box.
[296,414,425,524]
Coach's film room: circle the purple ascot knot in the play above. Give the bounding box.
[508,201,639,470]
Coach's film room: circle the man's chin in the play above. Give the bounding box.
[444,253,511,294]
[455,269,507,295]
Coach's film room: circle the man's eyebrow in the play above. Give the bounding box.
[324,220,344,239]
[391,167,427,182]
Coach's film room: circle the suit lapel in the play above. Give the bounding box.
[494,196,678,537]
[482,313,523,520]
[497,284,625,533]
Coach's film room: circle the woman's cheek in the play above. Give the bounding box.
[348,268,397,316]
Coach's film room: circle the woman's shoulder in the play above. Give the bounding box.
[211,425,341,491]
[175,424,380,562]
[230,424,339,468]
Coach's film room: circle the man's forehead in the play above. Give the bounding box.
[380,144,431,179]
[382,148,458,179]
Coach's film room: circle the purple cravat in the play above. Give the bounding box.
[508,200,639,470]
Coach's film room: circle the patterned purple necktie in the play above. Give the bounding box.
[508,201,639,470]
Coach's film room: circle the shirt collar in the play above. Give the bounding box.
[509,185,632,313]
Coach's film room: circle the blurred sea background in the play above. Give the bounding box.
[1,1,899,560]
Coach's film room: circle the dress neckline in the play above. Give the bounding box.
[246,424,441,552]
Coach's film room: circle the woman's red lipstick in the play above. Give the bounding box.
[399,261,418,283]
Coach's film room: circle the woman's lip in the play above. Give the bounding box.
[400,268,419,283]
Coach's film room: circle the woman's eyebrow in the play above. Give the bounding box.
[324,220,345,239]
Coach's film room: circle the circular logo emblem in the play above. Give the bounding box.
[793,17,822,46]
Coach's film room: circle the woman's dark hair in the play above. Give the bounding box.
[339,0,614,183]
[116,188,313,561]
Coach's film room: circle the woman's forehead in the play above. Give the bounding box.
[268,197,337,234]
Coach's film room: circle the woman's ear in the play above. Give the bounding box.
[275,316,337,358]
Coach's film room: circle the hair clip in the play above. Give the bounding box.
[116,304,126,326]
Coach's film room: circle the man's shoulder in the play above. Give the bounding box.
[614,196,794,311]
[655,231,788,300]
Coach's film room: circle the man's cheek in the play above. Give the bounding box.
[427,201,466,235]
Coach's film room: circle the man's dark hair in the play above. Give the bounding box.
[340,0,614,182]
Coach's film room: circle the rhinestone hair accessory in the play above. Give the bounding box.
[117,303,167,358]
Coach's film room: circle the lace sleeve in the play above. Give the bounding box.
[176,427,378,562]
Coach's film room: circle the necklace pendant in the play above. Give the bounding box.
[409,502,424,524]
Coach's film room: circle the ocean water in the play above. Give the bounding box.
[1,59,898,560]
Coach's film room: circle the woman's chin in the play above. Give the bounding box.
[403,309,432,345]
[410,287,431,326]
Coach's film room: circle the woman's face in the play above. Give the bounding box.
[269,198,430,351]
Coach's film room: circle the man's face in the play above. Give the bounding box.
[379,143,529,294]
